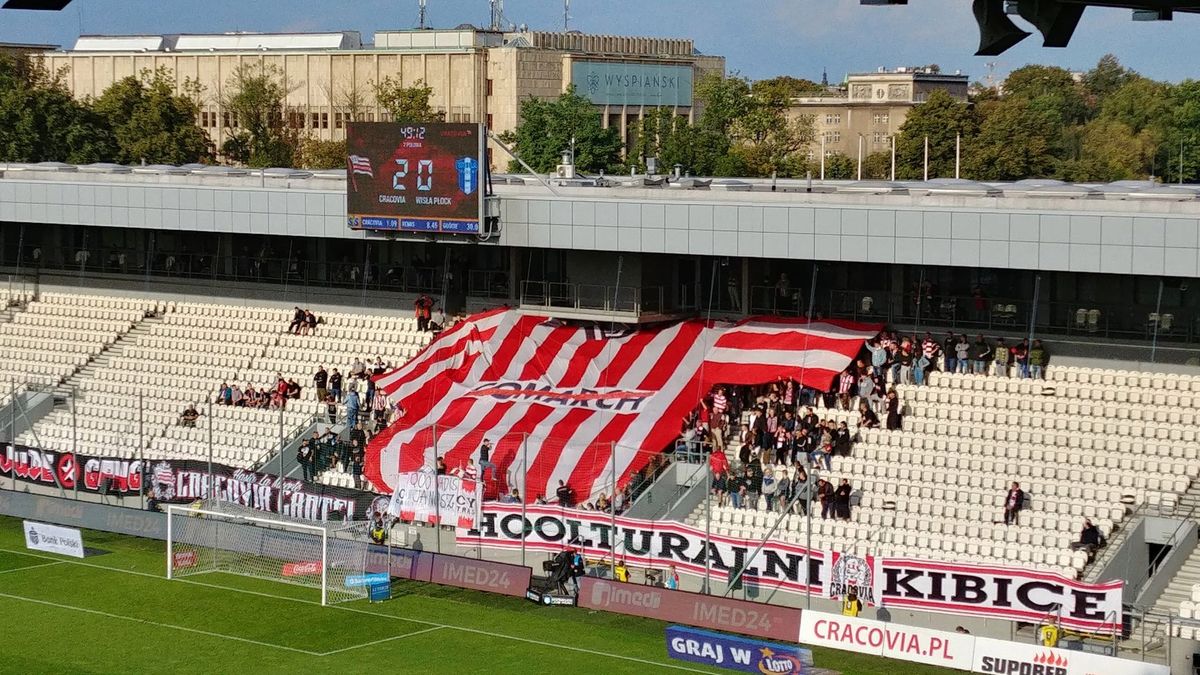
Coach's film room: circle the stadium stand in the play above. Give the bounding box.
[685,365,1200,580]
[12,292,431,472]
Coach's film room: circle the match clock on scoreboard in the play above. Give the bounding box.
[346,122,485,234]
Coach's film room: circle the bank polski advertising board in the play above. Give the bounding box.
[23,520,85,558]
[798,611,974,671]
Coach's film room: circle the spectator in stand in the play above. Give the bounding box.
[371,388,390,430]
[501,489,521,504]
[435,455,447,475]
[555,480,575,507]
[313,366,328,402]
[835,478,853,520]
[745,464,763,509]
[1003,481,1025,525]
[857,401,880,429]
[324,394,337,424]
[231,384,244,407]
[296,438,315,482]
[305,309,319,335]
[810,441,833,471]
[790,466,809,515]
[865,339,889,382]
[832,421,852,457]
[897,341,914,385]
[665,565,680,590]
[478,438,497,483]
[349,422,368,450]
[943,332,958,374]
[329,369,343,402]
[916,333,939,386]
[973,335,992,375]
[857,369,878,413]
[372,356,387,376]
[346,389,360,425]
[800,406,819,431]
[595,493,611,513]
[1070,519,1104,555]
[817,478,833,519]
[415,294,433,332]
[837,369,856,411]
[179,404,200,427]
[1029,339,1049,379]
[954,335,971,374]
[351,357,366,379]
[458,459,479,482]
[288,306,305,334]
[729,469,745,509]
[215,382,231,406]
[1013,338,1031,379]
[286,378,302,400]
[761,468,779,511]
[738,423,755,465]
[711,470,728,507]
[885,389,903,431]
[993,338,1010,377]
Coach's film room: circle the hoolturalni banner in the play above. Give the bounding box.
[367,308,881,504]
[385,468,481,529]
[460,505,1124,633]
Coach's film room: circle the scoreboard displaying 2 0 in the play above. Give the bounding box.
[346,123,484,234]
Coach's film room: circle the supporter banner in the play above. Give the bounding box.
[386,468,481,528]
[826,551,881,607]
[461,504,825,595]
[145,459,384,522]
[798,612,974,671]
[368,309,881,503]
[971,636,1169,675]
[879,557,1123,633]
[1,444,144,495]
[666,625,813,673]
[579,577,803,641]
[23,520,85,558]
[463,506,1123,632]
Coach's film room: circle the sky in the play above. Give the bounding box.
[0,0,1198,84]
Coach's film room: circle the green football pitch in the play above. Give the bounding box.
[0,516,955,675]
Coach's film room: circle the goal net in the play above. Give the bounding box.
[166,503,371,605]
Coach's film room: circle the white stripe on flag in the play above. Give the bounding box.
[704,347,855,371]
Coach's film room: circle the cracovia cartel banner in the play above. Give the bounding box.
[460,505,1123,632]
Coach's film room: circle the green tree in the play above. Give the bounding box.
[93,67,212,165]
[751,75,825,101]
[1058,118,1152,182]
[823,152,855,180]
[862,151,892,180]
[1003,64,1089,127]
[0,53,115,163]
[1165,80,1200,183]
[965,98,1058,180]
[371,77,444,123]
[894,89,976,179]
[501,86,621,174]
[295,138,347,170]
[692,73,815,177]
[1081,54,1134,106]
[219,63,297,168]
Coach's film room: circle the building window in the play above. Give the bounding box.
[873,132,888,144]
[288,112,305,129]
[486,79,494,96]
[806,150,815,161]
[824,131,841,144]
[222,112,238,129]
[873,112,890,125]
[310,112,320,128]
[334,112,345,129]
[825,113,842,126]
[320,112,329,129]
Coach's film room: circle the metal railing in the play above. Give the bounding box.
[519,281,649,314]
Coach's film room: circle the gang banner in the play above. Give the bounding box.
[386,468,481,528]
[1,444,144,495]
[460,505,1123,632]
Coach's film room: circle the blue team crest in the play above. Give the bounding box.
[455,156,478,196]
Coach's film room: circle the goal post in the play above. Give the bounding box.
[165,504,370,605]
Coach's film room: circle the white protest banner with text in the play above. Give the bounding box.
[23,520,85,558]
[387,469,481,528]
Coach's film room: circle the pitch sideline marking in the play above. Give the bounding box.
[0,546,713,673]
[0,561,64,576]
[0,590,322,656]
[317,625,445,656]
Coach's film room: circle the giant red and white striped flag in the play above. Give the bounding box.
[365,309,880,503]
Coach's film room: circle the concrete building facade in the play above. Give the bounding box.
[789,67,969,162]
[41,29,724,167]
